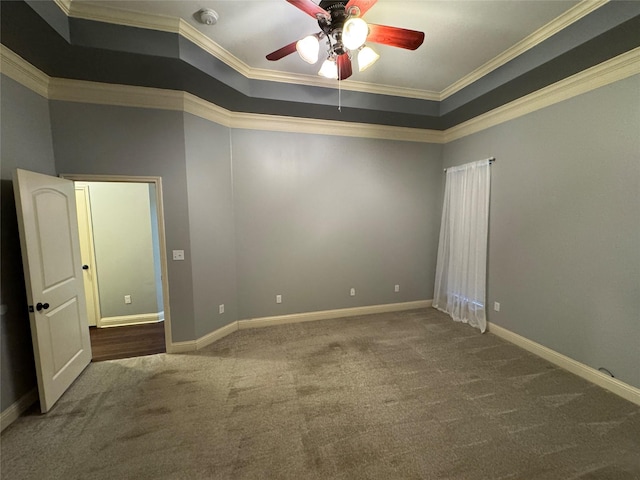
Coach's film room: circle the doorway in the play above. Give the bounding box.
[62,175,173,361]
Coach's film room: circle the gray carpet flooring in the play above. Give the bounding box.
[1,308,639,479]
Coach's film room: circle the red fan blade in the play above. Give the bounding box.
[345,0,377,17]
[337,54,352,80]
[266,41,298,61]
[286,0,329,19]
[367,24,425,50]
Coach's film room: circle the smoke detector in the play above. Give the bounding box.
[198,8,219,26]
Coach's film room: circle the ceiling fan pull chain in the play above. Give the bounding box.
[338,61,342,112]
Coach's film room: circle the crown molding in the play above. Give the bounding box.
[444,46,640,142]
[230,112,444,143]
[247,67,441,101]
[48,77,186,112]
[440,0,609,100]
[59,0,440,101]
[0,45,49,97]
[0,48,438,143]
[3,45,636,144]
[53,0,72,16]
[64,0,181,33]
[182,92,234,127]
[56,0,607,102]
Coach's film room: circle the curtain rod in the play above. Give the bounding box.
[443,157,495,172]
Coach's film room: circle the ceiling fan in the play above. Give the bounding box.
[266,0,425,80]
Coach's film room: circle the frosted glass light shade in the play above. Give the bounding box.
[358,46,379,71]
[296,35,320,64]
[343,17,368,50]
[318,58,338,79]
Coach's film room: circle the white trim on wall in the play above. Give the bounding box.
[53,0,607,101]
[488,322,640,406]
[169,300,432,353]
[439,0,609,100]
[99,312,164,328]
[444,46,640,142]
[0,45,49,98]
[238,300,433,330]
[3,45,638,144]
[1,389,37,432]
[169,321,239,354]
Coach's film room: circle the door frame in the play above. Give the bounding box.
[60,174,174,351]
[74,184,101,327]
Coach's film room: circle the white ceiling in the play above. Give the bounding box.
[73,0,582,95]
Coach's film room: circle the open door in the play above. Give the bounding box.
[13,169,92,413]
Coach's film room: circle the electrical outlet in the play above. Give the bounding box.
[219,304,224,314]
[276,294,282,304]
[350,288,356,297]
[124,295,132,304]
[172,250,185,261]
[394,284,400,293]
[494,302,501,312]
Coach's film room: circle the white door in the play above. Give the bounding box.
[13,169,92,413]
[75,185,100,327]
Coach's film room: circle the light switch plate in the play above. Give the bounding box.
[172,250,185,261]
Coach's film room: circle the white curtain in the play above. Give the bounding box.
[433,159,491,333]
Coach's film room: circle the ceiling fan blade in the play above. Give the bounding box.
[345,0,377,17]
[337,54,352,80]
[266,41,299,61]
[367,24,425,50]
[286,0,329,19]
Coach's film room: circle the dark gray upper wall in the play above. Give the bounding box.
[24,0,70,42]
[49,102,196,343]
[4,0,639,129]
[0,75,56,412]
[232,129,443,319]
[443,74,640,389]
[440,1,640,115]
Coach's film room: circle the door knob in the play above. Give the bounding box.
[36,302,50,311]
[82,265,89,270]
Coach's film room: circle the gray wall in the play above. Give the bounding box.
[3,70,638,418]
[183,113,237,338]
[86,181,161,319]
[0,76,56,411]
[49,102,196,342]
[232,130,443,319]
[443,74,640,389]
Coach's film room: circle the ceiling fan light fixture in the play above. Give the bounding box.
[342,17,368,50]
[296,35,320,64]
[318,57,338,79]
[357,46,380,71]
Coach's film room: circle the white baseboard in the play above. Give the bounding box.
[238,300,433,330]
[488,322,640,406]
[168,321,239,353]
[1,388,38,432]
[168,300,432,353]
[99,312,164,328]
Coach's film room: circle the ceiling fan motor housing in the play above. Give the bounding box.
[317,1,353,56]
